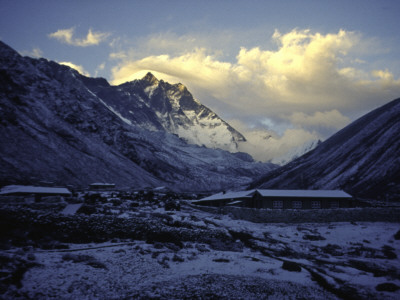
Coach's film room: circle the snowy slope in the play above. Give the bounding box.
[87,72,246,152]
[252,98,400,200]
[3,201,399,299]
[0,41,275,191]
[271,139,321,165]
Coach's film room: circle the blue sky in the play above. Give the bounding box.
[1,0,400,161]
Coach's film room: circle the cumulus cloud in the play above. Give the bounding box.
[110,29,400,161]
[288,110,350,130]
[228,119,316,162]
[49,27,110,47]
[111,29,400,112]
[59,61,90,76]
[238,128,319,163]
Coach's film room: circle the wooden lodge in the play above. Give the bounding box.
[193,189,353,209]
[0,185,72,201]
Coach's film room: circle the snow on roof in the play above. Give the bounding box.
[255,189,352,198]
[61,203,83,215]
[196,190,256,202]
[196,189,351,202]
[153,186,167,191]
[0,185,72,195]
[226,200,243,206]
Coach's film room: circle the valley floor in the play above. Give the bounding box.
[1,202,400,299]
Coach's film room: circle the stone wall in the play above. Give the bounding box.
[189,204,400,223]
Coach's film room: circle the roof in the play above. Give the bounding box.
[255,189,352,198]
[196,189,351,202]
[61,203,83,215]
[195,190,256,202]
[226,200,243,206]
[0,185,72,195]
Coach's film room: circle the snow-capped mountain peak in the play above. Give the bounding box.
[0,41,276,190]
[93,72,247,152]
[142,72,160,86]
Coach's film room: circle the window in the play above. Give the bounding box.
[273,200,283,209]
[330,201,339,208]
[292,200,302,209]
[311,200,321,209]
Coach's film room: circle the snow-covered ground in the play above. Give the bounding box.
[1,202,399,299]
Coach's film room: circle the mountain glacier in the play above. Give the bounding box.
[84,71,246,152]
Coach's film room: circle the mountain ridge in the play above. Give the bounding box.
[100,71,246,152]
[0,40,276,191]
[251,97,400,200]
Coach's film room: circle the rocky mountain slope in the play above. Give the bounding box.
[0,41,275,191]
[84,72,246,152]
[251,97,400,200]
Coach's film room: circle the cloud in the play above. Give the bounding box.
[111,48,232,93]
[288,110,350,130]
[232,119,319,163]
[49,27,110,47]
[59,61,90,76]
[22,47,43,58]
[110,29,400,161]
[94,62,106,77]
[109,51,128,60]
[111,29,400,113]
[257,128,319,164]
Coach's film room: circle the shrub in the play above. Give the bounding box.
[146,231,183,248]
[229,230,254,245]
[62,253,107,269]
[282,261,301,272]
[165,200,180,211]
[172,254,184,262]
[76,204,97,215]
[302,234,326,241]
[382,245,397,259]
[213,258,230,263]
[321,244,343,256]
[376,282,400,292]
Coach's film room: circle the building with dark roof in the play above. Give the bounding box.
[193,189,353,209]
[0,185,72,201]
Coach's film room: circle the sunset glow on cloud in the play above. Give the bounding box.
[1,0,399,161]
[59,61,91,76]
[108,29,400,160]
[49,28,110,47]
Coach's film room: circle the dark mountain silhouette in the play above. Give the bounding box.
[251,97,400,200]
